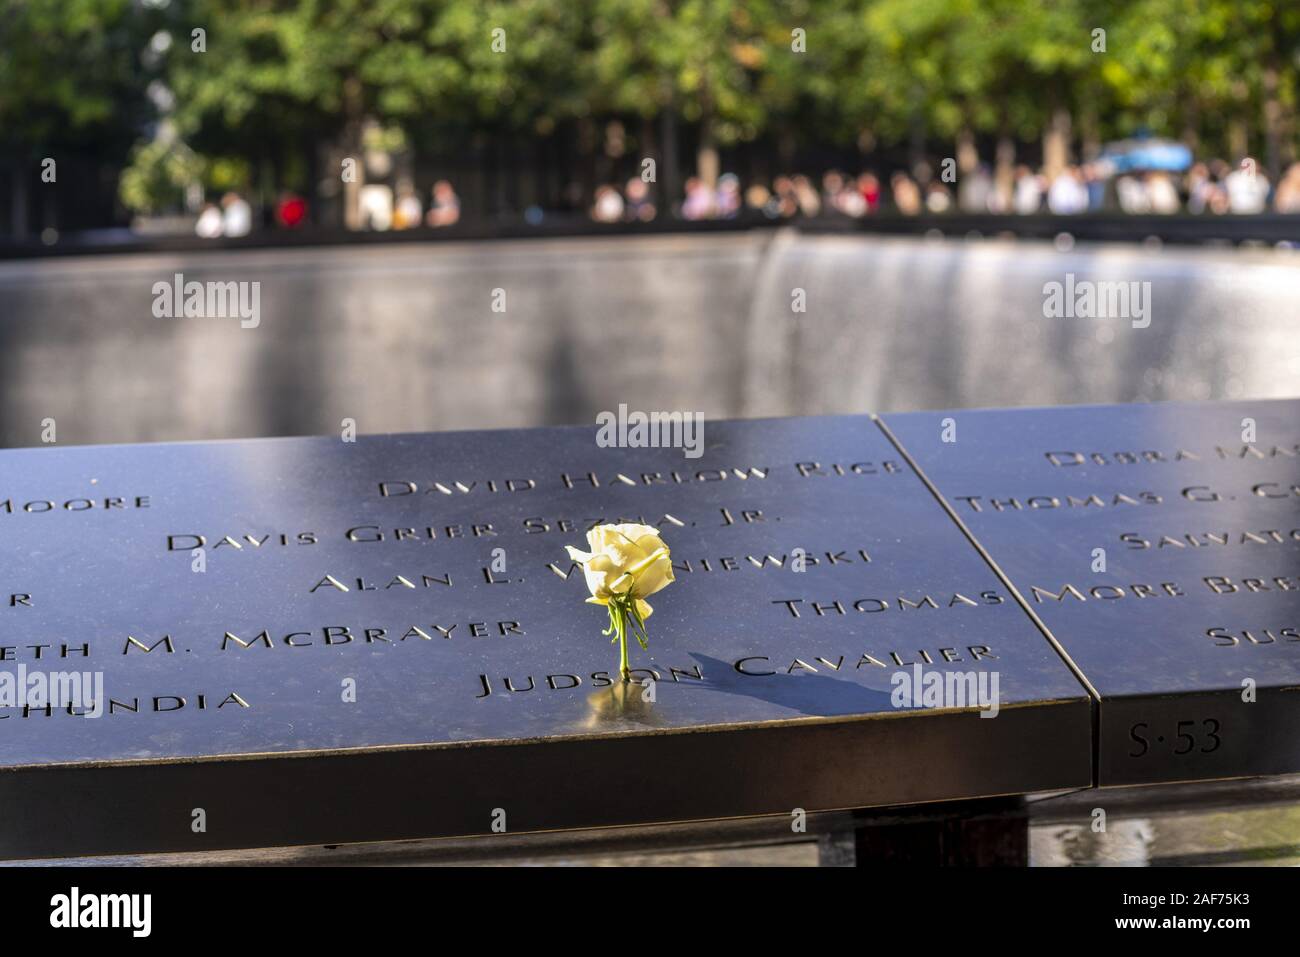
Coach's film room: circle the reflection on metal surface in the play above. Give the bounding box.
[583,678,664,731]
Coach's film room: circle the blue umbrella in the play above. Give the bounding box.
[1099,139,1194,173]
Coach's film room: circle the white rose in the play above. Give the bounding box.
[565,523,675,620]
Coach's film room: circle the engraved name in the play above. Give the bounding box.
[0,691,248,719]
[957,484,1300,512]
[1030,575,1298,603]
[1,496,149,515]
[1046,444,1298,467]
[309,572,452,594]
[220,622,525,649]
[547,548,872,581]
[772,592,1005,617]
[1122,529,1300,550]
[473,646,999,698]
[1206,625,1299,647]
[376,460,903,500]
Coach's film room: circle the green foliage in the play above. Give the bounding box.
[4,0,1297,211]
[0,0,164,152]
[117,132,206,214]
[1104,0,1300,153]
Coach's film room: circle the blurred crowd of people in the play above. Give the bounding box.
[587,156,1300,223]
[193,155,1300,238]
[361,178,461,230]
[194,192,253,238]
[193,180,461,238]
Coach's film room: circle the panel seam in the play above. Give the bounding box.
[871,413,1102,707]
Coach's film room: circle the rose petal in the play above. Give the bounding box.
[633,554,674,598]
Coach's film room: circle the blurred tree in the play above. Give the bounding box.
[989,0,1107,175]
[6,0,1298,228]
[754,0,860,167]
[163,0,592,221]
[0,0,161,147]
[117,126,206,215]
[851,0,1001,172]
[0,0,164,235]
[165,0,436,222]
[592,0,778,189]
[1104,0,1300,176]
[849,0,1125,179]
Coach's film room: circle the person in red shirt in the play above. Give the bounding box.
[276,192,308,228]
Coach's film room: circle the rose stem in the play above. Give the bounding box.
[619,607,631,681]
